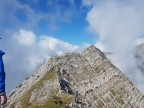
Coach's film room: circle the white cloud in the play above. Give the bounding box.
[95,41,105,52]
[28,55,45,71]
[39,36,79,52]
[136,38,144,46]
[85,0,144,93]
[14,29,36,45]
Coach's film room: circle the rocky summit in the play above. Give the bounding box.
[7,45,144,108]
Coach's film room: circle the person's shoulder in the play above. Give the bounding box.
[0,50,5,56]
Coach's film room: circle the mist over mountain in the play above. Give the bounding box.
[6,45,144,108]
[135,43,144,73]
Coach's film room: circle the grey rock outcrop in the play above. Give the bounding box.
[6,45,144,108]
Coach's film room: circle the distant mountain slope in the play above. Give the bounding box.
[135,43,144,72]
[7,45,144,108]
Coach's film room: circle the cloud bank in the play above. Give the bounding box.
[84,0,144,92]
[0,29,79,94]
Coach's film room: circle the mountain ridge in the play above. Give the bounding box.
[7,45,144,108]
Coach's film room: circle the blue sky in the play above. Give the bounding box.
[1,0,144,94]
[0,0,96,45]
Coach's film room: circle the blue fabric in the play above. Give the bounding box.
[0,50,5,93]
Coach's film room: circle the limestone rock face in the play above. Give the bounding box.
[7,45,144,108]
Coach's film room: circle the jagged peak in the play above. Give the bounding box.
[82,45,103,56]
[86,45,97,50]
[83,45,101,52]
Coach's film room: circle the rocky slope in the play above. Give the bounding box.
[7,45,144,108]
